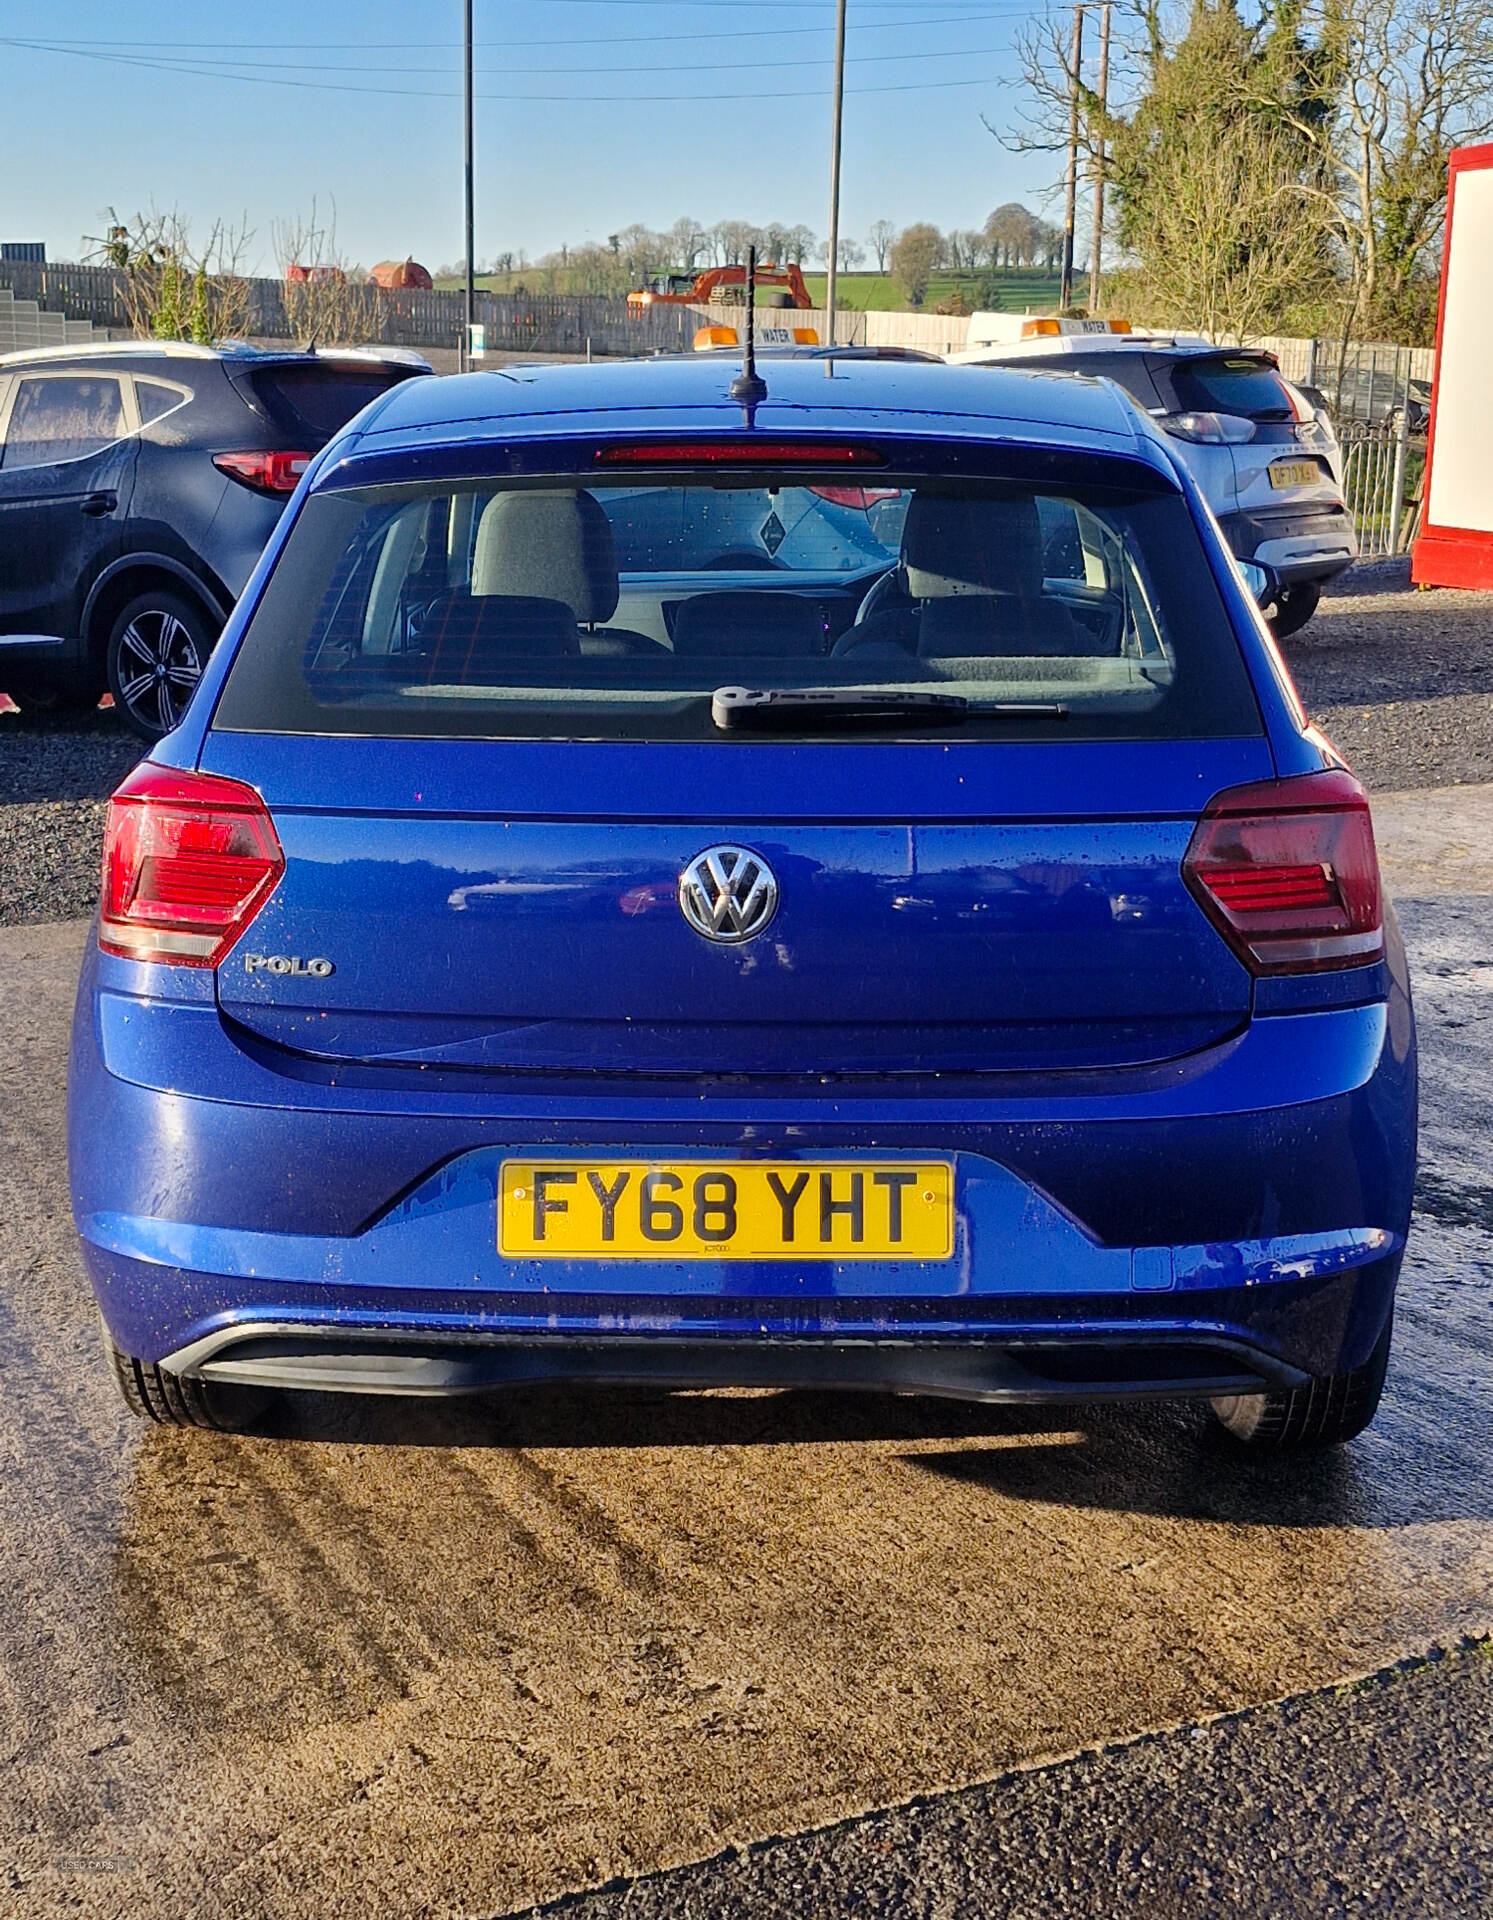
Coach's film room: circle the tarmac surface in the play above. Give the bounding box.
[0,787,1490,1917]
[536,1640,1493,1920]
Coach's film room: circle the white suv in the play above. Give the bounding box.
[950,321,1356,636]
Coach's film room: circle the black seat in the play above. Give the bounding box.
[836,491,1102,660]
[417,592,578,681]
[670,591,826,657]
[917,593,1101,657]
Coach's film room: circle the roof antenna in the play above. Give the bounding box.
[729,244,768,415]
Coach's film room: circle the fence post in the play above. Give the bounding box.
[1304,336,1318,389]
[1388,380,1412,558]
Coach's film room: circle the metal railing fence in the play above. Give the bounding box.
[1338,413,1424,559]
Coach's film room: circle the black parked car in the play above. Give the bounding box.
[0,343,430,738]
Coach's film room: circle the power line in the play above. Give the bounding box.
[0,36,1020,101]
[1,39,1029,79]
[2,11,1032,52]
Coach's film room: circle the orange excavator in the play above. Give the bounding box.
[627,260,813,310]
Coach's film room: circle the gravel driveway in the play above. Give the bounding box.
[1292,562,1493,789]
[2,563,1491,928]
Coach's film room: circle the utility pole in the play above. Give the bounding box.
[824,0,848,350]
[463,0,476,368]
[1089,2,1111,314]
[1059,2,1084,312]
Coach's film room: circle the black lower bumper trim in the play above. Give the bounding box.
[183,1328,1309,1405]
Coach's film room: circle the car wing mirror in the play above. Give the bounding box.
[1237,558,1281,608]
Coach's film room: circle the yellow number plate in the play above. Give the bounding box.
[1269,459,1321,490]
[499,1160,954,1260]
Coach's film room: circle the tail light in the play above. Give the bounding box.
[100,764,284,967]
[1182,770,1383,974]
[213,450,312,495]
[1157,411,1257,445]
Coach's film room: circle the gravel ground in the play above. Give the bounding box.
[527,1639,1493,1920]
[1287,561,1493,789]
[1,562,1490,926]
[0,710,140,925]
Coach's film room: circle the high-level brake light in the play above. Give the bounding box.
[595,442,883,467]
[1182,769,1383,974]
[100,765,285,967]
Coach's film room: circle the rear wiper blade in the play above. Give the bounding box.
[711,686,1066,732]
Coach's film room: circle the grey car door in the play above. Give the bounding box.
[0,372,137,639]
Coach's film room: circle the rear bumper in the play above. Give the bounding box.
[1217,505,1358,584]
[70,935,1416,1393]
[83,1245,1401,1406]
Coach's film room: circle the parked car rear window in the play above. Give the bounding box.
[244,364,416,442]
[1,375,127,468]
[1170,356,1295,421]
[215,462,1262,743]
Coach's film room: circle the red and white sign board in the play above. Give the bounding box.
[1414,141,1493,587]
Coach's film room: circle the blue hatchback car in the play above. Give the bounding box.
[68,356,1416,1453]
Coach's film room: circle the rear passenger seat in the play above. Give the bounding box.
[669,591,827,657]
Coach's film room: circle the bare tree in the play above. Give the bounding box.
[272,198,381,346]
[615,223,669,281]
[1271,0,1493,332]
[946,227,989,272]
[666,215,710,271]
[867,218,897,271]
[87,207,255,344]
[781,224,818,264]
[1009,0,1493,341]
[889,223,945,306]
[712,219,759,266]
[983,203,1043,269]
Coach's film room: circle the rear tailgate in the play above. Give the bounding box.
[202,736,1269,1077]
[227,357,429,446]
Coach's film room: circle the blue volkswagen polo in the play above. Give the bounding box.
[68,356,1415,1452]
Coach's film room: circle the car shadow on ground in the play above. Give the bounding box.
[255,1380,1087,1452]
[224,1381,1467,1530]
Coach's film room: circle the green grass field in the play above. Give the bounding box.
[440,267,1081,314]
[799,270,1078,314]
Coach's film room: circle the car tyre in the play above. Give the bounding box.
[1208,1318,1391,1451]
[105,589,215,742]
[105,1329,269,1433]
[1267,582,1321,640]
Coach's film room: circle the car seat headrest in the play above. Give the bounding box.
[471,489,620,624]
[903,492,1046,600]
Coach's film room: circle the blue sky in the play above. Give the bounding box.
[0,1,1060,271]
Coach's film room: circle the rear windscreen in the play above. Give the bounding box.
[245,364,418,443]
[1170,357,1295,421]
[213,463,1263,742]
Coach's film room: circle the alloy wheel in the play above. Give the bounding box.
[114,609,204,735]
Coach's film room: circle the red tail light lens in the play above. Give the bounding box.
[1182,769,1383,974]
[100,765,284,967]
[212,450,313,495]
